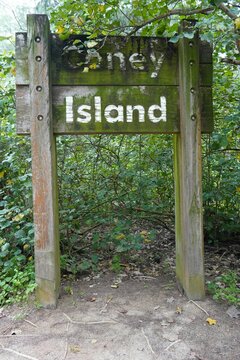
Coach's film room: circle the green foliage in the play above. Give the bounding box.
[0,260,36,306]
[0,0,239,302]
[0,51,35,305]
[57,134,173,275]
[207,271,240,306]
[202,52,240,244]
[60,216,157,276]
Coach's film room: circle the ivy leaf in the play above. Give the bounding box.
[169,34,181,43]
[183,31,195,39]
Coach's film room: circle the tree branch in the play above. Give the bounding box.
[127,7,214,36]
[221,57,240,65]
[217,2,238,20]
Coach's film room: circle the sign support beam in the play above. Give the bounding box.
[15,15,212,307]
[174,23,205,299]
[27,14,60,307]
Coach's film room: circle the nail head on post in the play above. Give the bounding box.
[37,115,44,121]
[191,114,196,121]
[36,86,42,92]
[35,36,41,43]
[35,55,42,62]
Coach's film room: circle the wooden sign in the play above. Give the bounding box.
[15,15,214,307]
[16,29,213,134]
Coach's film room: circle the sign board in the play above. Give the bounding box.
[15,15,213,307]
[16,33,213,134]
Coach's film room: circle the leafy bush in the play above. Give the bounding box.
[0,51,35,305]
[0,1,240,304]
[207,271,240,306]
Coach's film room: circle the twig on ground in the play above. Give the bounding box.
[0,334,40,337]
[164,339,181,351]
[24,319,38,328]
[141,327,156,356]
[100,296,113,313]
[0,344,39,360]
[63,321,70,360]
[133,275,156,280]
[63,312,117,325]
[188,300,210,316]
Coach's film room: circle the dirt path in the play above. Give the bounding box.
[0,273,239,360]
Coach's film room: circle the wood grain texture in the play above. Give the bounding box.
[15,34,212,86]
[27,14,60,308]
[16,85,213,134]
[174,25,205,300]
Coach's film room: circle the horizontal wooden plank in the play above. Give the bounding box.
[200,87,213,133]
[16,34,212,86]
[16,85,30,134]
[16,33,29,85]
[53,86,179,134]
[16,85,213,134]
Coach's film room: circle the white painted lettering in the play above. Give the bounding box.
[66,96,73,123]
[66,96,167,124]
[86,50,102,68]
[129,53,146,70]
[126,105,145,122]
[94,96,101,122]
[107,52,126,71]
[148,96,167,123]
[104,105,124,123]
[150,52,165,78]
[77,105,91,123]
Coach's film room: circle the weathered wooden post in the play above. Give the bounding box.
[174,22,205,299]
[27,14,60,307]
[16,15,212,306]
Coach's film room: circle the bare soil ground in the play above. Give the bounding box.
[0,271,239,360]
[0,227,239,360]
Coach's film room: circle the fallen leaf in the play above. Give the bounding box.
[111,284,119,289]
[163,333,179,342]
[119,309,128,314]
[86,296,96,302]
[69,344,81,353]
[176,306,183,314]
[206,317,217,325]
[226,305,240,319]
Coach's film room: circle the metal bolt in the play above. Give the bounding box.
[36,86,42,92]
[191,114,196,121]
[37,115,44,121]
[189,60,194,66]
[189,41,194,47]
[35,36,41,43]
[190,88,195,94]
[35,56,42,62]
